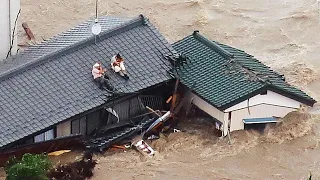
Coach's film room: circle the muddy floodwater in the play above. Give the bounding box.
[9,0,320,179]
[90,112,320,180]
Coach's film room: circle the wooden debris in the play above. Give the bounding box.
[48,150,71,156]
[132,137,155,156]
[22,22,35,41]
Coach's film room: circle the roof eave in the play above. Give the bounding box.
[266,85,316,107]
[219,85,316,111]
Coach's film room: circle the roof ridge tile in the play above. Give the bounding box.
[192,31,234,59]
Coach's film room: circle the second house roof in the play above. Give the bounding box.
[172,31,316,110]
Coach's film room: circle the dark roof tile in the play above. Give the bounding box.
[0,15,173,149]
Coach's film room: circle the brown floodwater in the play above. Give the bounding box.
[92,112,320,180]
[4,0,320,179]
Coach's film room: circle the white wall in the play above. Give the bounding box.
[184,91,228,136]
[225,104,297,131]
[183,90,303,135]
[0,0,20,60]
[224,90,301,112]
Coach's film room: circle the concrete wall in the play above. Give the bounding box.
[225,104,297,131]
[0,0,20,60]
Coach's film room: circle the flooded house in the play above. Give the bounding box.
[0,14,175,153]
[0,12,316,163]
[172,31,316,136]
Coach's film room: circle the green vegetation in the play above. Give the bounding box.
[5,153,52,180]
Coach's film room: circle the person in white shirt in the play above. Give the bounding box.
[111,53,129,79]
[92,62,114,90]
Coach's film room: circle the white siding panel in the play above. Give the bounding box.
[189,92,224,122]
[228,104,297,131]
[225,90,302,112]
[182,91,227,135]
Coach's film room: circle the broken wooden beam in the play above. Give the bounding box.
[22,22,35,41]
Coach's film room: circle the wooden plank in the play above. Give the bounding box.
[22,22,35,41]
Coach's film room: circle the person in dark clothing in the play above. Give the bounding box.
[92,62,114,91]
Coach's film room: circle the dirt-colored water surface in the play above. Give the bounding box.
[89,112,320,180]
[3,0,320,179]
[19,0,320,96]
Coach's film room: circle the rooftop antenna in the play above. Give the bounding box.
[91,0,101,36]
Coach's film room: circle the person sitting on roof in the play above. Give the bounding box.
[111,53,129,79]
[92,62,114,91]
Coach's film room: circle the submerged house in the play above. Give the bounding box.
[0,15,175,151]
[173,31,316,136]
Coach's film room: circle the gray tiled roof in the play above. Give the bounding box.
[0,16,130,75]
[0,15,174,149]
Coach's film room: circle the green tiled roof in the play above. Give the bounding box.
[172,31,316,110]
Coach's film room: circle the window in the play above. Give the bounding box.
[86,111,101,134]
[34,129,55,143]
[71,116,87,135]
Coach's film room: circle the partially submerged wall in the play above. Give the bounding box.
[226,104,297,131]
[224,90,301,112]
[182,89,303,136]
[183,91,227,136]
[224,90,302,132]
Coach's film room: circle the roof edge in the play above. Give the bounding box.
[192,31,234,59]
[0,14,146,82]
[220,84,316,110]
[0,80,171,150]
[267,85,316,107]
